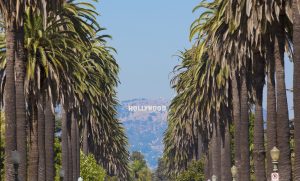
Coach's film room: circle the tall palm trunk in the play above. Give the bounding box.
[71,112,80,180]
[45,98,55,181]
[76,118,80,179]
[266,42,277,181]
[0,106,2,181]
[0,110,2,181]
[221,120,231,181]
[211,119,221,180]
[204,153,210,180]
[240,68,250,181]
[197,132,203,160]
[38,97,46,181]
[231,69,241,180]
[293,0,300,179]
[83,122,89,155]
[253,55,266,181]
[15,26,27,181]
[4,22,17,181]
[28,100,38,181]
[62,107,72,181]
[274,21,292,181]
[68,113,73,180]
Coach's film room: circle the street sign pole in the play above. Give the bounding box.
[271,172,279,181]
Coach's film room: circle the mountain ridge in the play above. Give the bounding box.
[117,98,169,169]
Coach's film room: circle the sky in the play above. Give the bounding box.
[95,0,198,101]
[95,1,294,118]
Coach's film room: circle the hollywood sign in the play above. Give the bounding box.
[128,105,167,112]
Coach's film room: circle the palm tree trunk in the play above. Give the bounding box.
[240,68,250,181]
[0,110,2,181]
[27,98,39,181]
[293,0,300,179]
[0,107,2,181]
[204,153,210,180]
[76,119,80,179]
[45,98,55,181]
[68,119,73,181]
[62,107,71,181]
[71,112,80,180]
[274,21,292,181]
[15,26,27,181]
[197,132,203,160]
[38,97,46,181]
[211,120,221,180]
[83,122,89,155]
[221,120,231,181]
[266,42,277,181]
[208,142,213,179]
[253,55,266,181]
[231,69,241,180]
[254,89,266,181]
[28,101,38,181]
[4,22,17,181]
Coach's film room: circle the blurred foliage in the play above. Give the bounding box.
[54,138,62,181]
[80,152,107,181]
[55,116,62,134]
[153,158,170,181]
[176,159,205,181]
[54,138,107,181]
[130,151,152,181]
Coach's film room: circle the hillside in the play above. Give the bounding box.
[117,98,169,169]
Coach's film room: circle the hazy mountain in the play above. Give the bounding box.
[117,98,169,169]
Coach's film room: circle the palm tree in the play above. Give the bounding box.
[0,1,63,179]
[23,2,106,179]
[44,96,55,181]
[266,39,277,180]
[71,111,80,180]
[211,119,221,179]
[231,69,241,180]
[273,18,292,180]
[220,114,231,181]
[0,0,31,179]
[20,5,86,180]
[61,107,71,180]
[253,52,266,180]
[163,50,207,176]
[0,2,18,179]
[163,44,231,179]
[191,1,294,180]
[0,1,129,181]
[37,95,46,180]
[27,96,39,181]
[293,0,300,179]
[239,66,251,181]
[191,1,241,180]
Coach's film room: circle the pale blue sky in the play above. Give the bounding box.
[95,1,294,118]
[96,0,198,100]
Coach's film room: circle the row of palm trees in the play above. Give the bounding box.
[164,0,300,180]
[0,0,129,181]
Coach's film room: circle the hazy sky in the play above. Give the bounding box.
[95,1,294,118]
[96,0,198,101]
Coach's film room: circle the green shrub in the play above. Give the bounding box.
[176,160,205,181]
[80,152,107,181]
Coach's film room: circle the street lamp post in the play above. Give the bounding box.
[270,147,280,172]
[270,146,280,180]
[212,175,217,181]
[11,150,20,181]
[231,165,238,181]
[78,177,83,181]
